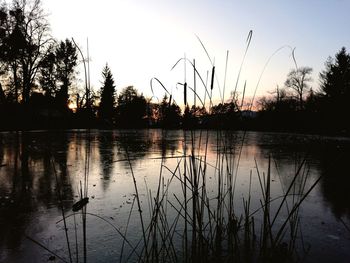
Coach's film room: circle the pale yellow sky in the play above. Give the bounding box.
[42,0,350,107]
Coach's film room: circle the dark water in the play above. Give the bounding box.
[0,130,349,262]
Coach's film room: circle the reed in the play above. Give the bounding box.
[41,133,318,263]
[141,132,319,263]
[28,34,322,263]
[122,34,320,262]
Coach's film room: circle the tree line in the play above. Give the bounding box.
[78,47,350,134]
[0,0,349,134]
[257,47,350,135]
[0,0,81,129]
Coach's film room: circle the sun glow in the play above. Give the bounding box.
[68,101,77,112]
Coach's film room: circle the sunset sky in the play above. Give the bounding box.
[43,0,350,106]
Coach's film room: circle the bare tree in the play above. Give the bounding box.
[0,0,52,103]
[284,66,313,109]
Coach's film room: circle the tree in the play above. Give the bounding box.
[319,47,350,132]
[284,66,313,109]
[116,86,147,127]
[158,94,182,128]
[320,47,350,101]
[0,0,52,103]
[0,2,25,102]
[38,45,57,97]
[38,39,77,111]
[54,39,77,109]
[98,64,116,123]
[182,105,207,128]
[209,101,239,128]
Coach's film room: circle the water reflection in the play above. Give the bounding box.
[98,132,115,190]
[114,130,153,167]
[319,145,350,219]
[0,130,349,262]
[157,130,179,158]
[0,131,76,261]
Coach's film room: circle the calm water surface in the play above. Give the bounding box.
[0,130,349,262]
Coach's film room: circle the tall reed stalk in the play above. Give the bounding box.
[34,34,322,263]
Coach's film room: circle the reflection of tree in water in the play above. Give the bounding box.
[219,131,241,155]
[0,132,35,250]
[108,130,186,167]
[51,132,74,204]
[319,144,350,219]
[158,130,180,159]
[0,131,74,253]
[98,132,115,190]
[114,130,153,167]
[269,153,310,197]
[0,132,33,250]
[19,132,74,207]
[46,132,73,205]
[254,132,350,220]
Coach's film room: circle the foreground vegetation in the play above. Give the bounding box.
[118,131,321,263]
[21,129,319,263]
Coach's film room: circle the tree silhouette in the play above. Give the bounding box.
[38,39,77,113]
[0,0,52,103]
[182,105,206,129]
[98,64,116,124]
[115,86,147,128]
[208,101,239,129]
[284,66,313,109]
[320,47,350,100]
[159,95,182,128]
[39,45,57,98]
[0,3,25,103]
[319,47,350,132]
[54,39,78,110]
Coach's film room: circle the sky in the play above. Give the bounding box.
[42,0,350,107]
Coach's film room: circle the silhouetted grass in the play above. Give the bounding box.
[28,132,319,262]
[26,34,321,263]
[128,130,320,263]
[126,35,320,262]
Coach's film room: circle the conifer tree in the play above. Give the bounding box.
[99,64,116,122]
[320,47,350,102]
[320,47,350,132]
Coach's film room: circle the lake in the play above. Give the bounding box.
[0,129,349,262]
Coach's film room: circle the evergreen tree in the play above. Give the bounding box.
[159,94,182,128]
[99,64,116,123]
[115,86,147,127]
[319,47,350,133]
[320,47,350,101]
